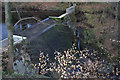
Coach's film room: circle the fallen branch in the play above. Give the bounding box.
[13,17,41,29]
[13,17,57,29]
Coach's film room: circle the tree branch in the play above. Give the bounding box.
[13,17,41,29]
[16,7,21,19]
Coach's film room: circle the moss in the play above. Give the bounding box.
[69,13,76,22]
[24,38,28,45]
[56,2,69,10]
[83,29,97,44]
[2,71,7,76]
[96,41,101,49]
[37,3,42,7]
[112,42,119,50]
[6,2,13,32]
[56,3,61,7]
[11,36,14,55]
[51,8,57,10]
[85,13,100,27]
[49,16,61,21]
[82,28,112,61]
[110,57,120,62]
[11,73,22,77]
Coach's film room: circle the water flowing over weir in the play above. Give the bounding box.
[77,31,80,51]
[1,5,77,63]
[14,4,76,42]
[17,18,56,41]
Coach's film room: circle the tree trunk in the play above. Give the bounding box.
[5,2,14,73]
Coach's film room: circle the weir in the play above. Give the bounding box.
[17,4,76,41]
[0,5,76,51]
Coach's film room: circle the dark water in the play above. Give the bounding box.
[1,10,64,41]
[0,23,8,41]
[0,23,31,41]
[0,17,51,41]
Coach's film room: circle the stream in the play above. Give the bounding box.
[0,23,31,41]
[77,31,80,51]
[1,10,65,41]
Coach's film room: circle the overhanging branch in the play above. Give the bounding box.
[13,17,41,29]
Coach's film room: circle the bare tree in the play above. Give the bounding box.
[5,2,14,73]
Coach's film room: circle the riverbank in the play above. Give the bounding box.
[1,2,120,79]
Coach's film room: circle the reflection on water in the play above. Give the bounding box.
[0,23,31,41]
[0,23,8,41]
[14,23,31,32]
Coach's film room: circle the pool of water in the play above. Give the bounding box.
[0,23,31,41]
[0,23,8,41]
[0,17,50,41]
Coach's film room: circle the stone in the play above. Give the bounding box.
[13,56,25,75]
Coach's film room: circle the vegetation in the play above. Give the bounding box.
[2,2,119,79]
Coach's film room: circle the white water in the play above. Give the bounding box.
[41,24,56,33]
[77,31,80,51]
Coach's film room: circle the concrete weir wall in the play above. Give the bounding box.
[0,35,27,52]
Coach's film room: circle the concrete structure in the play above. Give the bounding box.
[0,35,27,52]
